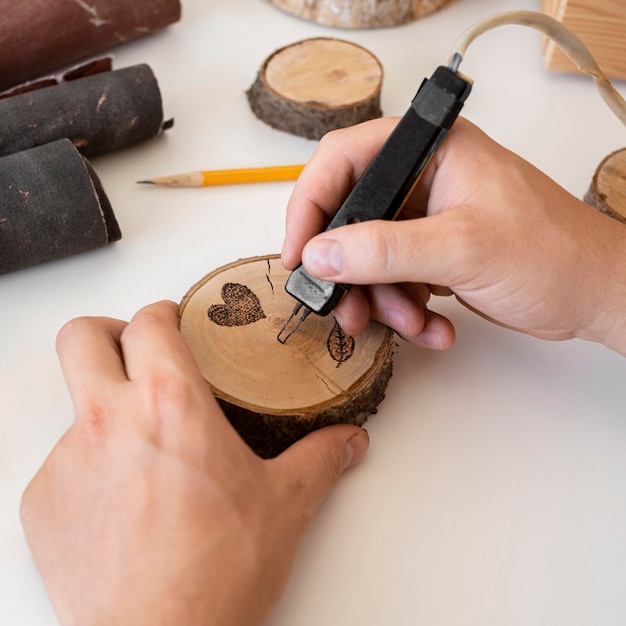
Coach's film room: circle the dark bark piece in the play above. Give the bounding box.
[247,38,383,140]
[584,148,626,223]
[268,0,453,28]
[0,139,120,275]
[0,0,181,92]
[0,64,166,158]
[179,255,394,458]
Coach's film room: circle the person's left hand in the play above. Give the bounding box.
[20,300,368,626]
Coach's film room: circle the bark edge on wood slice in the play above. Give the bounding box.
[246,38,383,140]
[179,254,394,458]
[583,148,626,224]
[268,0,453,29]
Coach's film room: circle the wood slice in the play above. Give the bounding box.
[268,0,453,28]
[584,148,626,223]
[246,38,383,140]
[179,255,394,458]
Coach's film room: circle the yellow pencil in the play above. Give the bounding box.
[137,164,306,187]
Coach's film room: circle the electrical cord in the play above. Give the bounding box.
[446,10,626,127]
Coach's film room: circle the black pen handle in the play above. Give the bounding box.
[285,65,472,317]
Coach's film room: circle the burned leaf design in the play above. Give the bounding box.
[327,320,354,365]
[207,282,266,327]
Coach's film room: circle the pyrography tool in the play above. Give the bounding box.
[277,61,472,343]
[275,9,626,343]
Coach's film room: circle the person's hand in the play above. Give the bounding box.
[282,117,626,355]
[20,300,368,626]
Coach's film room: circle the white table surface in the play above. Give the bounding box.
[2,0,626,624]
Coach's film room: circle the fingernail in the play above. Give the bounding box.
[418,330,445,350]
[383,309,409,336]
[345,429,369,468]
[303,238,343,277]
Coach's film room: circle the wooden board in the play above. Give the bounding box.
[179,255,394,458]
[540,0,626,79]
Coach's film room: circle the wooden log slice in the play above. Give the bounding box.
[246,38,383,140]
[179,255,394,458]
[584,148,626,223]
[268,0,453,29]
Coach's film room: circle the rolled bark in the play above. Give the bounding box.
[0,64,167,158]
[0,139,121,275]
[179,255,394,458]
[0,0,181,92]
[268,0,453,28]
[247,38,383,140]
[584,148,626,223]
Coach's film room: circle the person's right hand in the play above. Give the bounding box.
[282,117,626,355]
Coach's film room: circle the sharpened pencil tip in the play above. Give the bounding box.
[136,180,156,185]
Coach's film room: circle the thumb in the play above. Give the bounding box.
[270,425,369,519]
[301,216,465,287]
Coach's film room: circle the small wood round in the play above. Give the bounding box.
[179,255,394,458]
[268,0,453,29]
[246,37,383,140]
[584,148,626,223]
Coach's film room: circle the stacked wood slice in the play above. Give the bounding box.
[268,0,453,28]
[584,148,626,223]
[179,255,395,458]
[247,38,383,140]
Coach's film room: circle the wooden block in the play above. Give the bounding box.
[540,0,626,79]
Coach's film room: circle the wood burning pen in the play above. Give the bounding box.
[277,62,472,344]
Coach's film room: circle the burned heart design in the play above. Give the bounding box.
[207,282,266,327]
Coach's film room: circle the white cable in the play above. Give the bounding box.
[448,10,626,127]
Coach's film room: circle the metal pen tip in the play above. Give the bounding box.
[277,303,311,344]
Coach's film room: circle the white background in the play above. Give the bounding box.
[2,0,626,624]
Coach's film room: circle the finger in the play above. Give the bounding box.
[269,425,369,526]
[336,283,456,349]
[331,286,371,336]
[119,300,205,383]
[300,211,479,289]
[282,118,400,269]
[367,283,429,337]
[398,309,456,350]
[334,283,428,338]
[56,315,129,410]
